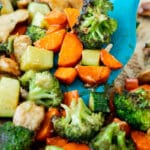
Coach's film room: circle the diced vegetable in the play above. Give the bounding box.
[34,29,66,52]
[63,90,79,106]
[46,136,68,147]
[25,25,46,43]
[76,65,111,86]
[64,8,80,28]
[58,32,83,67]
[63,143,90,150]
[0,0,14,14]
[132,84,150,91]
[11,23,27,35]
[125,78,139,91]
[36,108,60,141]
[81,50,100,66]
[0,77,20,117]
[45,10,67,25]
[45,145,64,150]
[54,67,77,85]
[131,131,150,150]
[28,2,50,19]
[100,49,123,69]
[89,91,110,113]
[31,12,49,28]
[20,46,53,71]
[46,25,65,34]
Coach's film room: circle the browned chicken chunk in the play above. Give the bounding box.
[0,56,21,76]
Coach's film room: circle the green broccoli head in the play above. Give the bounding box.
[75,0,117,49]
[53,98,104,142]
[90,122,135,150]
[20,70,36,88]
[25,25,46,43]
[114,89,150,131]
[26,71,63,107]
[0,122,34,150]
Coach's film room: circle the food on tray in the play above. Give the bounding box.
[0,0,148,150]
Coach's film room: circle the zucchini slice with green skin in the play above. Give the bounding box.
[81,49,100,66]
[89,91,110,113]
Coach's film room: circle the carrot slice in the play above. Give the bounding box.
[11,23,27,35]
[63,142,90,150]
[34,29,66,52]
[46,136,68,147]
[46,24,65,34]
[58,32,83,67]
[54,67,77,84]
[36,108,60,141]
[131,131,150,150]
[100,49,123,70]
[76,65,111,85]
[134,84,150,91]
[63,90,79,106]
[125,78,139,91]
[45,10,67,25]
[64,8,80,28]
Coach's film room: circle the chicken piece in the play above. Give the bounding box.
[0,56,21,76]
[138,2,150,17]
[0,9,29,43]
[13,35,32,63]
[69,0,83,10]
[13,101,45,131]
[137,46,150,84]
[17,0,32,8]
[36,0,83,11]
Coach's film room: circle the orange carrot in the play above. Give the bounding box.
[63,142,90,150]
[113,118,131,136]
[46,136,68,147]
[46,24,65,34]
[36,108,60,141]
[11,23,27,35]
[63,90,79,106]
[76,65,111,86]
[125,78,139,91]
[131,131,150,150]
[100,49,123,70]
[134,84,150,91]
[54,67,77,85]
[34,29,66,52]
[45,10,67,25]
[64,8,80,28]
[58,32,83,67]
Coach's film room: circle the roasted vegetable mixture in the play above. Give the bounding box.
[0,0,149,150]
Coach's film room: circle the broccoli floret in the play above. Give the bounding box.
[53,98,104,142]
[0,35,16,54]
[20,70,36,88]
[0,122,34,150]
[75,0,117,49]
[0,43,8,53]
[114,89,150,131]
[25,25,46,42]
[90,122,135,150]
[21,71,63,107]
